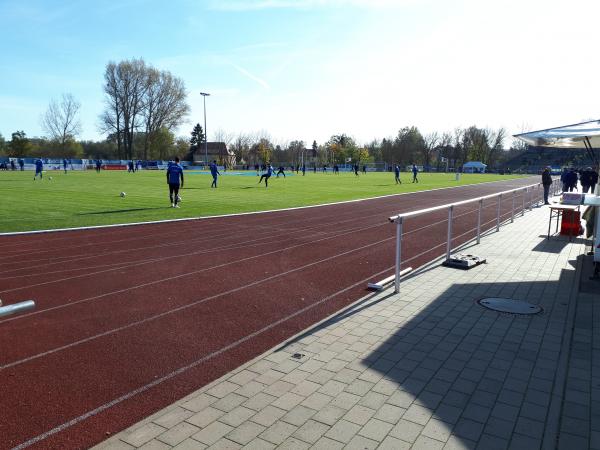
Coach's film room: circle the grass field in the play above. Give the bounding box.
[0,169,525,232]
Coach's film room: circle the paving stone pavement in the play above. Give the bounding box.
[95,200,599,450]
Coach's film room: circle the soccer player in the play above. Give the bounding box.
[96,159,102,173]
[276,166,286,178]
[412,164,419,183]
[33,158,44,180]
[167,156,184,207]
[394,164,401,184]
[354,163,359,177]
[258,163,274,187]
[302,164,306,176]
[210,160,220,188]
[63,158,68,174]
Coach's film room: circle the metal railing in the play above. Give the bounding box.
[0,300,35,318]
[388,178,561,293]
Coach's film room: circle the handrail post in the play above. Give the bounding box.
[446,206,454,261]
[496,194,501,231]
[522,188,526,216]
[511,191,515,223]
[394,217,403,293]
[477,199,482,244]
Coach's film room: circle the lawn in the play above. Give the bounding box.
[1,169,525,232]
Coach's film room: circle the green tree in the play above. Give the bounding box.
[8,131,32,157]
[0,133,6,155]
[190,123,204,150]
[394,127,425,166]
[148,127,176,160]
[326,134,357,164]
[251,138,273,163]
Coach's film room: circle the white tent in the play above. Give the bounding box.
[514,120,600,269]
[462,161,487,173]
[513,120,600,165]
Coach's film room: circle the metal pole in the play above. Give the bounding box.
[446,206,453,261]
[394,217,403,294]
[0,300,35,318]
[522,188,526,216]
[496,194,501,232]
[200,92,210,167]
[511,191,515,223]
[477,199,482,244]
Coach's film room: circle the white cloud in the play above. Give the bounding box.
[230,64,271,89]
[209,0,414,11]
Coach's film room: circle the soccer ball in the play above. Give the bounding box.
[120,192,126,198]
[49,177,53,181]
[176,195,182,202]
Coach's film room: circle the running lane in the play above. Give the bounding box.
[0,177,542,449]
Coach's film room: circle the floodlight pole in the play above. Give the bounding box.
[200,92,210,167]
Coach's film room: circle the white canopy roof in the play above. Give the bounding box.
[513,120,600,148]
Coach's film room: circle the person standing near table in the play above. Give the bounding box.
[566,168,578,192]
[542,167,552,204]
[580,167,592,193]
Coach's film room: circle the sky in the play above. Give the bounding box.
[1,0,600,148]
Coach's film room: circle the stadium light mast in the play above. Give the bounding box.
[200,92,210,167]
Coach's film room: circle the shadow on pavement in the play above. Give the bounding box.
[338,264,583,448]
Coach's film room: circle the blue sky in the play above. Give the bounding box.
[1,0,600,147]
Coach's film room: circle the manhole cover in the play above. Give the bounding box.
[478,297,542,315]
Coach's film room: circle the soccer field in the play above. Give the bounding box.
[1,169,525,232]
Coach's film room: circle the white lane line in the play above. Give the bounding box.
[0,208,370,276]
[1,177,533,237]
[1,235,393,371]
[0,220,387,322]
[0,217,385,295]
[10,264,393,450]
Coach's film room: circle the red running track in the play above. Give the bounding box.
[0,177,541,449]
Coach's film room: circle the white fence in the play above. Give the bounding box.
[388,179,562,293]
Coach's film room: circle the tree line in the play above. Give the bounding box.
[0,57,520,168]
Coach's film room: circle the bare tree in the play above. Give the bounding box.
[142,68,189,159]
[101,59,147,160]
[41,93,82,154]
[100,58,189,160]
[422,132,439,170]
[511,122,530,152]
[486,127,506,167]
[231,132,251,165]
[213,128,234,146]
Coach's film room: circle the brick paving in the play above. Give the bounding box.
[95,200,599,450]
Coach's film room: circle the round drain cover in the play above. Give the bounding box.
[478,297,542,315]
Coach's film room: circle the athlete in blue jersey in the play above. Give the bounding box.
[258,163,274,187]
[166,157,184,207]
[210,160,220,188]
[33,159,44,180]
